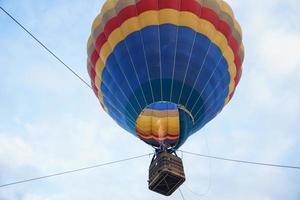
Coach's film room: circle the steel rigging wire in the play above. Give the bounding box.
[0,154,152,188]
[180,150,300,170]
[1,149,299,188]
[0,6,92,89]
[179,188,186,200]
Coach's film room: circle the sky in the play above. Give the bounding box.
[0,0,300,199]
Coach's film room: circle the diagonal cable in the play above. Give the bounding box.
[0,153,152,188]
[0,6,150,131]
[180,150,300,170]
[179,188,186,200]
[0,6,92,90]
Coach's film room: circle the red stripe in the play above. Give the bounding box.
[118,5,137,23]
[88,48,101,95]
[90,50,99,71]
[93,0,242,68]
[93,0,242,59]
[181,0,200,14]
[140,138,178,146]
[89,65,96,84]
[229,90,235,101]
[89,61,99,96]
[218,18,232,38]
[136,0,158,12]
[89,0,243,93]
[100,102,105,110]
[95,34,106,53]
[138,131,179,139]
[91,81,98,96]
[202,7,219,27]
[159,0,181,10]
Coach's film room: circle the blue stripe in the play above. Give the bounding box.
[147,102,178,110]
[99,24,230,145]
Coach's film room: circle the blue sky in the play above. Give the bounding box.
[0,0,300,199]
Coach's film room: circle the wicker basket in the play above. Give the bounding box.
[148,151,185,196]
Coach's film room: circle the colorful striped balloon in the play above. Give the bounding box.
[87,0,244,148]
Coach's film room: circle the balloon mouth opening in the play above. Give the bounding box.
[140,101,195,124]
[135,101,194,148]
[143,101,179,111]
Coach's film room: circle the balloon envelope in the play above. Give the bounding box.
[87,0,244,148]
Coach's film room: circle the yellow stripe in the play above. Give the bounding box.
[136,118,179,130]
[137,117,179,133]
[93,9,236,108]
[86,60,105,108]
[136,116,179,134]
[89,0,243,62]
[91,0,118,33]
[137,116,179,122]
[95,59,105,90]
[217,0,242,46]
[217,0,234,20]
[92,0,242,41]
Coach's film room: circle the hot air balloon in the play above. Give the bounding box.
[87,0,244,195]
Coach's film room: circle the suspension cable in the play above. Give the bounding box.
[0,153,152,188]
[180,150,300,170]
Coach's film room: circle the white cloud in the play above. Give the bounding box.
[0,135,33,166]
